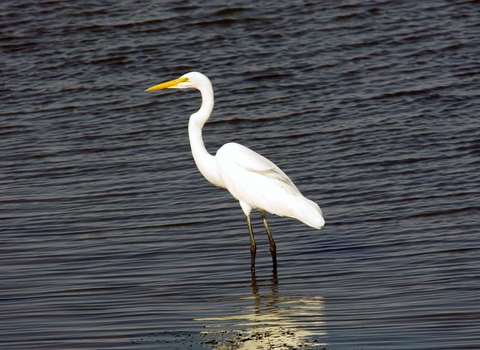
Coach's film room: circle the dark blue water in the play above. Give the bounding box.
[1,1,480,349]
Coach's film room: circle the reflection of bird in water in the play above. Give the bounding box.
[146,72,325,271]
[195,273,327,349]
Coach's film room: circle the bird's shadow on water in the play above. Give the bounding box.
[132,271,328,349]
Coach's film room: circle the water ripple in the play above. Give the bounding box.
[1,0,480,349]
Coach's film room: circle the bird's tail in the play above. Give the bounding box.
[293,197,325,229]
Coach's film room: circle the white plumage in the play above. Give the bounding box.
[216,142,324,228]
[146,72,324,271]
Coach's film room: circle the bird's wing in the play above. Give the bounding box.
[217,142,301,196]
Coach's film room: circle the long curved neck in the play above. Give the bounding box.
[188,83,225,188]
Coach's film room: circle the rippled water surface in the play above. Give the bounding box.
[2,1,480,349]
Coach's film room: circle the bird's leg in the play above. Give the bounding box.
[261,213,277,271]
[246,215,256,271]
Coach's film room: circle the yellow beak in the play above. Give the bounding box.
[145,77,189,91]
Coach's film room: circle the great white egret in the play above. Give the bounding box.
[146,72,324,271]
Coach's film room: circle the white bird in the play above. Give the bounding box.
[146,72,324,271]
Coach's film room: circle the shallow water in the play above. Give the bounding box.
[1,1,480,349]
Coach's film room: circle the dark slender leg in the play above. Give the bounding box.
[261,213,277,271]
[246,215,256,271]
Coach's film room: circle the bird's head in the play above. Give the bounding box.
[145,72,209,91]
